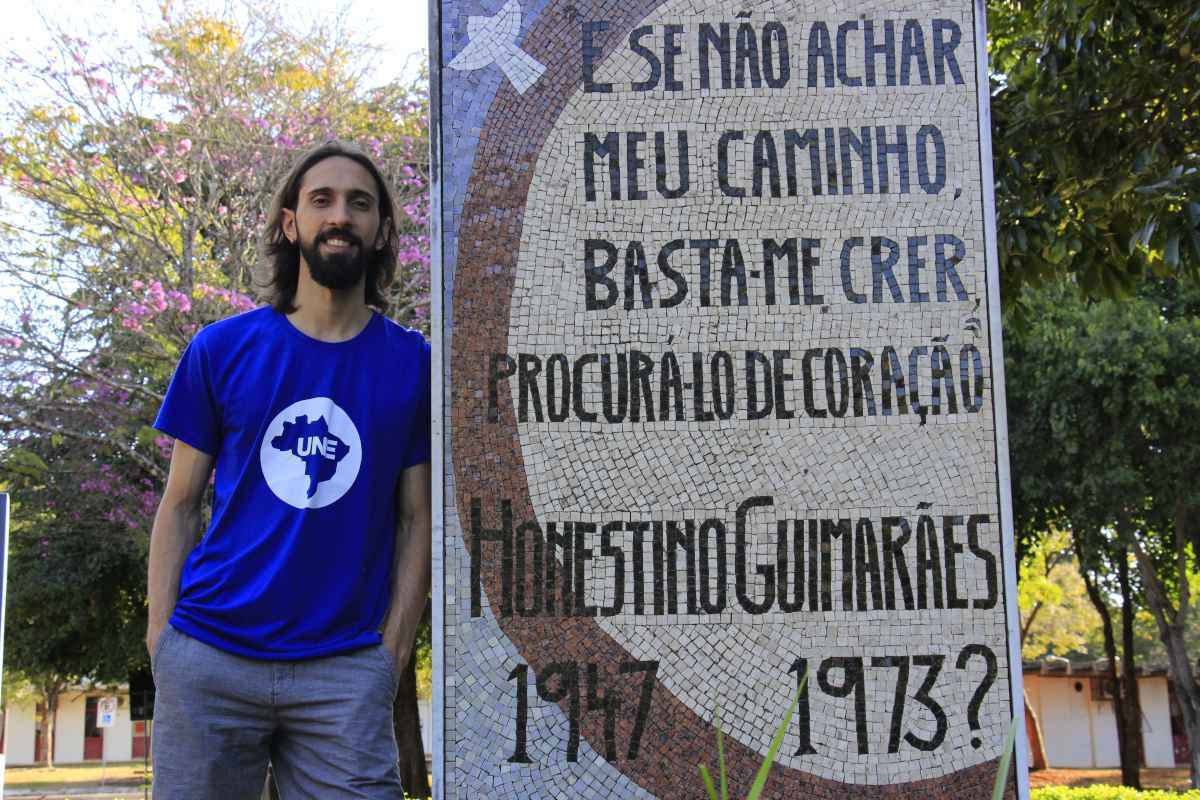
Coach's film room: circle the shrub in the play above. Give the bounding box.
[1032,788,1200,800]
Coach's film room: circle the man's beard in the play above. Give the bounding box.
[298,229,373,291]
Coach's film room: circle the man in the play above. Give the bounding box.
[146,140,431,799]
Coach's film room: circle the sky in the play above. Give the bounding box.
[5,0,430,86]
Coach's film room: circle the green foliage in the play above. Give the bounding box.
[989,0,1200,299]
[1128,568,1200,665]
[697,673,804,800]
[1007,276,1200,781]
[2,439,150,686]
[1019,529,1103,660]
[1006,278,1200,562]
[1032,789,1200,800]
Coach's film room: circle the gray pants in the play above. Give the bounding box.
[151,625,404,799]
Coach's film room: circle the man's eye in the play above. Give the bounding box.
[311,197,328,206]
[353,199,371,209]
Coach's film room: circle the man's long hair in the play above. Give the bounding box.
[262,140,400,314]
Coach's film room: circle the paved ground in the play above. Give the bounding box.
[10,766,1195,797]
[4,789,144,800]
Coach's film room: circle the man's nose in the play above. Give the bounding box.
[326,198,353,227]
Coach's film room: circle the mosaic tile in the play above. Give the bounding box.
[433,0,1024,796]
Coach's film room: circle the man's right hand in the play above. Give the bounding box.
[146,621,168,660]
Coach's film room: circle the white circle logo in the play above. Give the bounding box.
[259,397,362,509]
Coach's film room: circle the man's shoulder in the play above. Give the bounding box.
[378,316,430,360]
[190,306,275,351]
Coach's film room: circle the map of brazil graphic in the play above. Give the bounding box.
[271,414,351,498]
[260,397,362,509]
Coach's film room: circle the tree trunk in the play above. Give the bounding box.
[1073,531,1136,779]
[1162,621,1200,787]
[1131,510,1200,788]
[41,682,59,769]
[1117,554,1142,788]
[395,600,431,798]
[1023,690,1049,771]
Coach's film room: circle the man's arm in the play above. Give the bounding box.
[381,462,433,669]
[146,439,214,656]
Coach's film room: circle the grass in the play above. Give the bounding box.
[1031,789,1200,799]
[1031,771,1200,793]
[698,673,806,800]
[4,760,148,790]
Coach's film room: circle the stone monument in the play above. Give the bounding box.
[431,0,1028,796]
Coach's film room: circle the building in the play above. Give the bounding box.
[1024,660,1183,769]
[2,686,148,766]
[2,686,431,767]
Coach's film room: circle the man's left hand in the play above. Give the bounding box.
[382,629,410,674]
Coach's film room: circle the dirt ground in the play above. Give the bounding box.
[1030,767,1196,791]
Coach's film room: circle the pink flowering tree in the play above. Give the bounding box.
[0,7,430,777]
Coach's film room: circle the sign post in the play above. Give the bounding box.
[96,696,118,784]
[432,1,1028,796]
[97,696,118,728]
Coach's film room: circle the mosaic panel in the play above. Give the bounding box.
[432,0,1027,796]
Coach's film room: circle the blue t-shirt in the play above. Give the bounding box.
[154,306,431,660]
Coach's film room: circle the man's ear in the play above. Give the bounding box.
[374,218,391,250]
[281,208,297,244]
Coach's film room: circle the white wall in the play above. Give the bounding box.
[3,690,134,766]
[5,704,37,766]
[9,693,533,764]
[1026,674,1176,769]
[1141,677,1175,768]
[53,693,86,764]
[103,694,134,762]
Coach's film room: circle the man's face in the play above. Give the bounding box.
[283,155,384,292]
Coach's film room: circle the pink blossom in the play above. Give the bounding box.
[172,170,187,184]
[167,290,191,313]
[153,120,168,133]
[154,435,174,460]
[175,138,192,155]
[0,336,23,348]
[147,280,167,311]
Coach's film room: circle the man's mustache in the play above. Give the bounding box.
[316,229,362,247]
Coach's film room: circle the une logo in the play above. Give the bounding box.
[260,398,362,509]
[296,436,342,459]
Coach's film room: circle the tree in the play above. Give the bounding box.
[0,5,431,789]
[989,0,1199,300]
[1007,279,1200,785]
[1019,528,1102,660]
[1,437,149,766]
